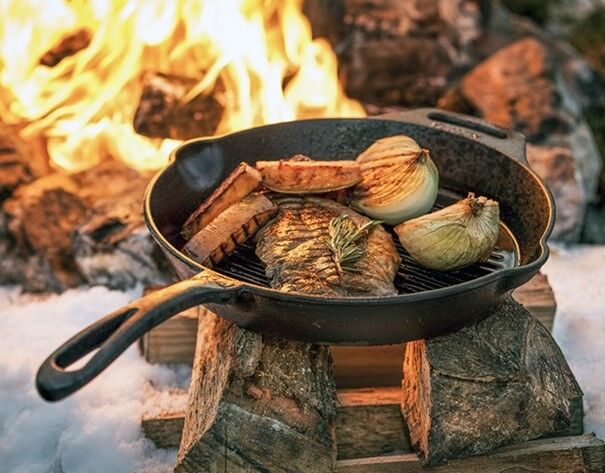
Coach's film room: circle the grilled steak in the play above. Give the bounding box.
[255,196,400,297]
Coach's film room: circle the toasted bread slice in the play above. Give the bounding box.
[182,194,276,268]
[182,162,262,240]
[256,155,361,194]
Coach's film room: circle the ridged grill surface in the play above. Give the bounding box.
[214,228,513,294]
[212,191,517,294]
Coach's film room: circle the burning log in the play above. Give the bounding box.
[39,29,92,67]
[0,124,49,201]
[175,309,336,472]
[133,72,224,140]
[401,297,583,465]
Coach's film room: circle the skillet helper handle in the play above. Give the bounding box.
[36,272,241,402]
[379,108,528,164]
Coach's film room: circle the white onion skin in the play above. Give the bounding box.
[350,140,439,225]
[395,195,500,271]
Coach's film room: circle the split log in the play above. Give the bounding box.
[402,297,583,465]
[138,290,200,364]
[174,309,337,472]
[511,271,556,331]
[143,385,589,469]
[1,160,169,292]
[334,435,605,473]
[133,72,224,140]
[335,387,409,459]
[143,386,409,457]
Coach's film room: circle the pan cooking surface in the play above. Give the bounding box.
[212,188,519,294]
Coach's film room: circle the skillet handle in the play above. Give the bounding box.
[378,108,528,164]
[36,272,242,402]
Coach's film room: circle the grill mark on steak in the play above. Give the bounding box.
[255,196,400,297]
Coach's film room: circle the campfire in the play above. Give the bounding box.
[0,0,363,172]
[1,1,605,472]
[0,0,367,293]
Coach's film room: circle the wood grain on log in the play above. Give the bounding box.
[141,411,185,450]
[336,387,409,460]
[402,297,582,465]
[143,385,592,471]
[139,302,199,364]
[512,272,557,331]
[175,308,336,472]
[334,435,605,473]
[143,386,410,458]
[133,72,223,140]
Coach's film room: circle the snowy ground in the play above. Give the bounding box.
[0,286,189,473]
[0,245,603,472]
[542,245,605,440]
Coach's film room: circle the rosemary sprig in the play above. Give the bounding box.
[324,214,382,275]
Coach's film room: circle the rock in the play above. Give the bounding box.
[448,36,603,241]
[72,184,170,290]
[547,1,605,37]
[133,72,224,140]
[460,38,568,140]
[1,161,169,292]
[581,199,605,243]
[334,0,487,106]
[0,124,50,201]
[526,145,586,239]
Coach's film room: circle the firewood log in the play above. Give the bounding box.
[133,72,224,140]
[175,308,336,472]
[401,297,583,465]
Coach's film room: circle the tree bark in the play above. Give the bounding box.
[401,297,583,465]
[175,310,337,472]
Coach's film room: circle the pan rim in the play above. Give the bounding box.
[144,116,554,305]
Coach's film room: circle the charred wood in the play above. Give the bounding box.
[39,29,92,67]
[133,72,224,140]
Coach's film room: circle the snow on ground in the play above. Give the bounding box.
[0,245,603,472]
[542,244,605,440]
[0,285,191,473]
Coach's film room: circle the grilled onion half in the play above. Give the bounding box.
[350,135,439,224]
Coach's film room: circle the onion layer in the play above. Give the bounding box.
[395,193,500,271]
[350,135,439,224]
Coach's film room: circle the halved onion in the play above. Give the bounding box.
[395,193,500,271]
[350,135,439,225]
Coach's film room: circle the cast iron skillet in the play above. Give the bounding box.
[36,108,554,401]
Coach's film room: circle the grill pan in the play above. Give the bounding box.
[37,108,554,401]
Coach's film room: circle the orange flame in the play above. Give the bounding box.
[0,0,365,171]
